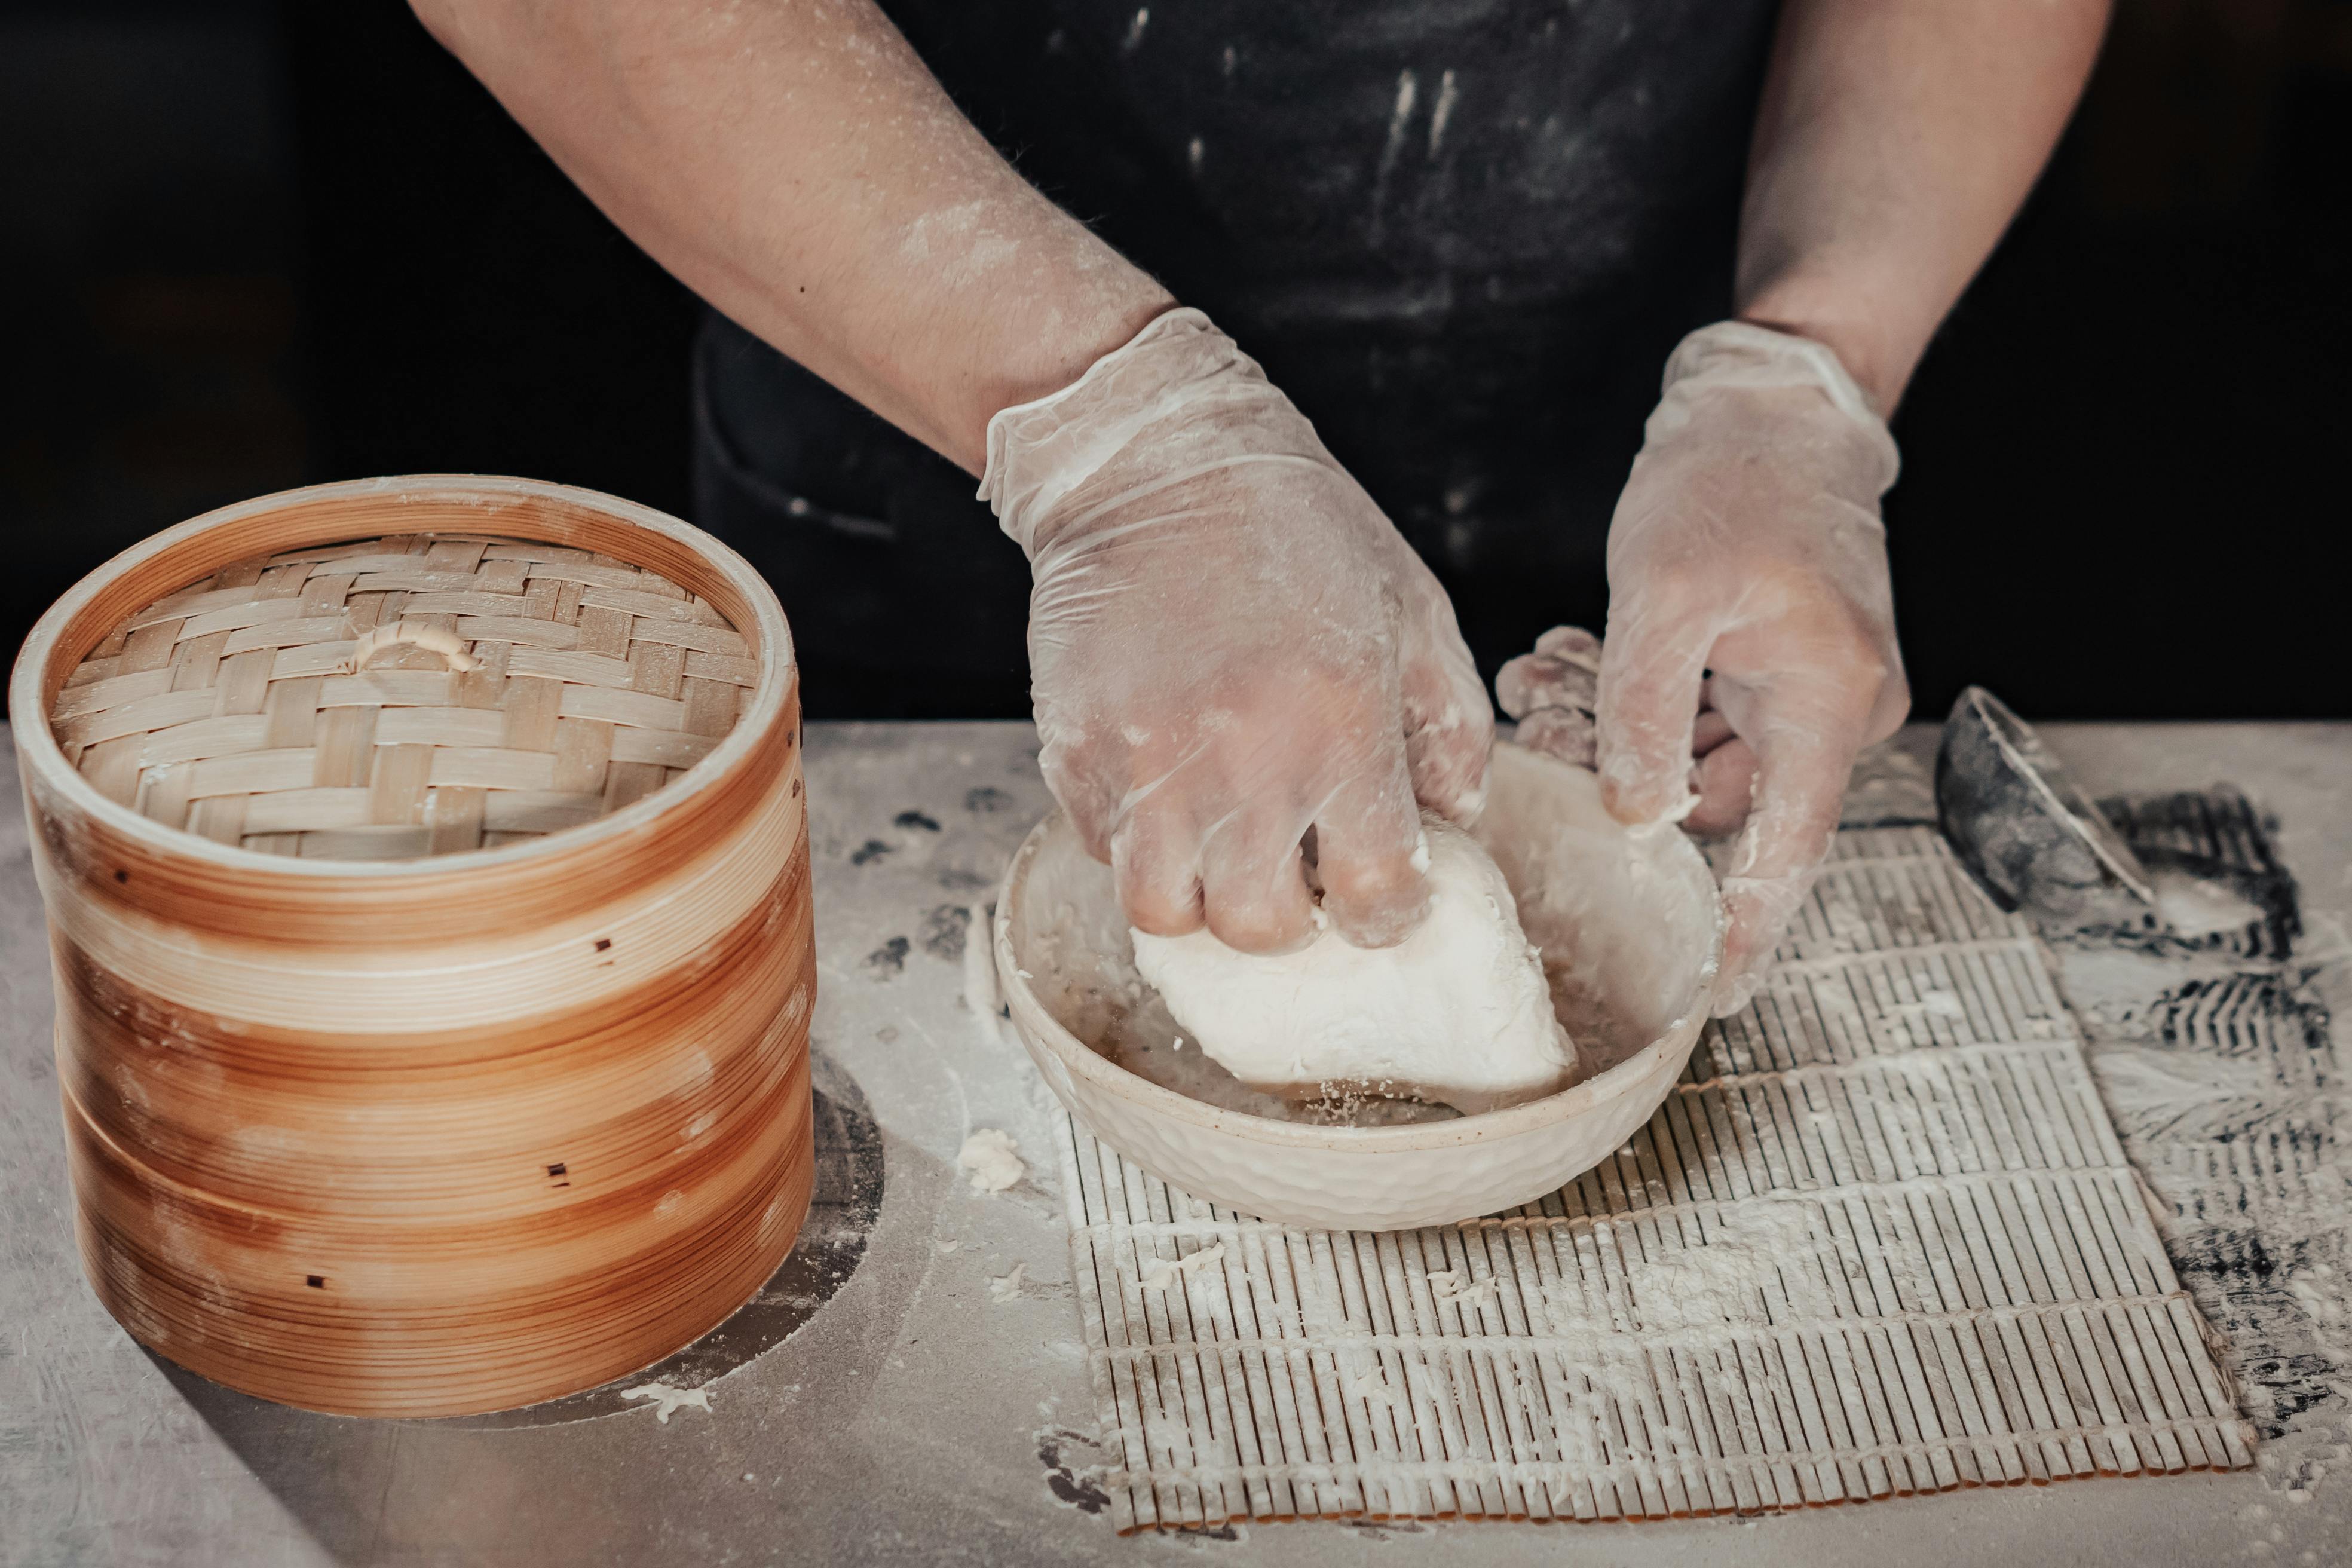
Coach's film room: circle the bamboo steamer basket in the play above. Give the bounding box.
[8,475,814,1418]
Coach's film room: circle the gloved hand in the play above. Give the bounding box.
[1496,625,1603,768]
[1595,321,1907,1016]
[979,308,1493,953]
[1499,625,1750,839]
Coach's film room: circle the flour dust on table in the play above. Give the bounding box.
[1057,803,2252,1530]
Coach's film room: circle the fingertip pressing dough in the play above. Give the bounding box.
[1130,817,1576,1115]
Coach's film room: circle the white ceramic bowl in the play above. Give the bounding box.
[994,743,1723,1230]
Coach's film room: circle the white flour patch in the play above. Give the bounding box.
[1427,68,1459,157]
[2150,866,2268,938]
[1620,1202,1837,1330]
[958,1128,1025,1193]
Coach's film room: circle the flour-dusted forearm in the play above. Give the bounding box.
[409,0,1172,472]
[1734,0,2111,410]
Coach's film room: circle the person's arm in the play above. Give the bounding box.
[412,0,1493,951]
[408,0,1171,471]
[1595,0,2110,1013]
[1737,0,2114,411]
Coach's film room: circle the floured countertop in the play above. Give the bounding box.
[0,719,2345,1567]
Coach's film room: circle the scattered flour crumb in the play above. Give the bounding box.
[959,1128,1025,1193]
[1876,991,1970,1031]
[1140,1242,1227,1292]
[937,1237,960,1253]
[621,1382,712,1423]
[1427,1270,1498,1310]
[990,1261,1028,1301]
[1351,1371,1396,1409]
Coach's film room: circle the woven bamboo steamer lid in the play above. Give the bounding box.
[8,475,814,1418]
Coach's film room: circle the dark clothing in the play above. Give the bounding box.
[694,0,1783,717]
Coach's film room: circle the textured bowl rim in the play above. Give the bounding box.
[7,473,795,881]
[993,752,1723,1153]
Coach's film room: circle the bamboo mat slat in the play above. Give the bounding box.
[1056,823,2255,1531]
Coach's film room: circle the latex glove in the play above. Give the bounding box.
[979,308,1492,953]
[1499,625,1750,838]
[1595,321,1907,1016]
[1496,625,1603,768]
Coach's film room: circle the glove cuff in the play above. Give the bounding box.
[1657,320,1901,497]
[976,305,1251,558]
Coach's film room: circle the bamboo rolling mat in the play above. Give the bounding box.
[1055,821,2255,1530]
[50,532,756,859]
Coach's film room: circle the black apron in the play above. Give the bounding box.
[694,0,1782,717]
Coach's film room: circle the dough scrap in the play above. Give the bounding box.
[1131,817,1575,1115]
[620,1382,712,1423]
[1139,1242,1227,1293]
[347,621,480,673]
[958,1128,1025,1192]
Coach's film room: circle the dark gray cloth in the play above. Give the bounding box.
[694,0,1781,716]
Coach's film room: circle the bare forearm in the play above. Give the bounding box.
[1735,0,2109,411]
[410,0,1171,471]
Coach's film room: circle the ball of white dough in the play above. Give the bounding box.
[1130,817,1576,1116]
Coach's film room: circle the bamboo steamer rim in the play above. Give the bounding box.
[10,474,797,884]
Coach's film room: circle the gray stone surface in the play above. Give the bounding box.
[3,719,2347,1566]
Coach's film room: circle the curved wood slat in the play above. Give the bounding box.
[11,477,814,1417]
